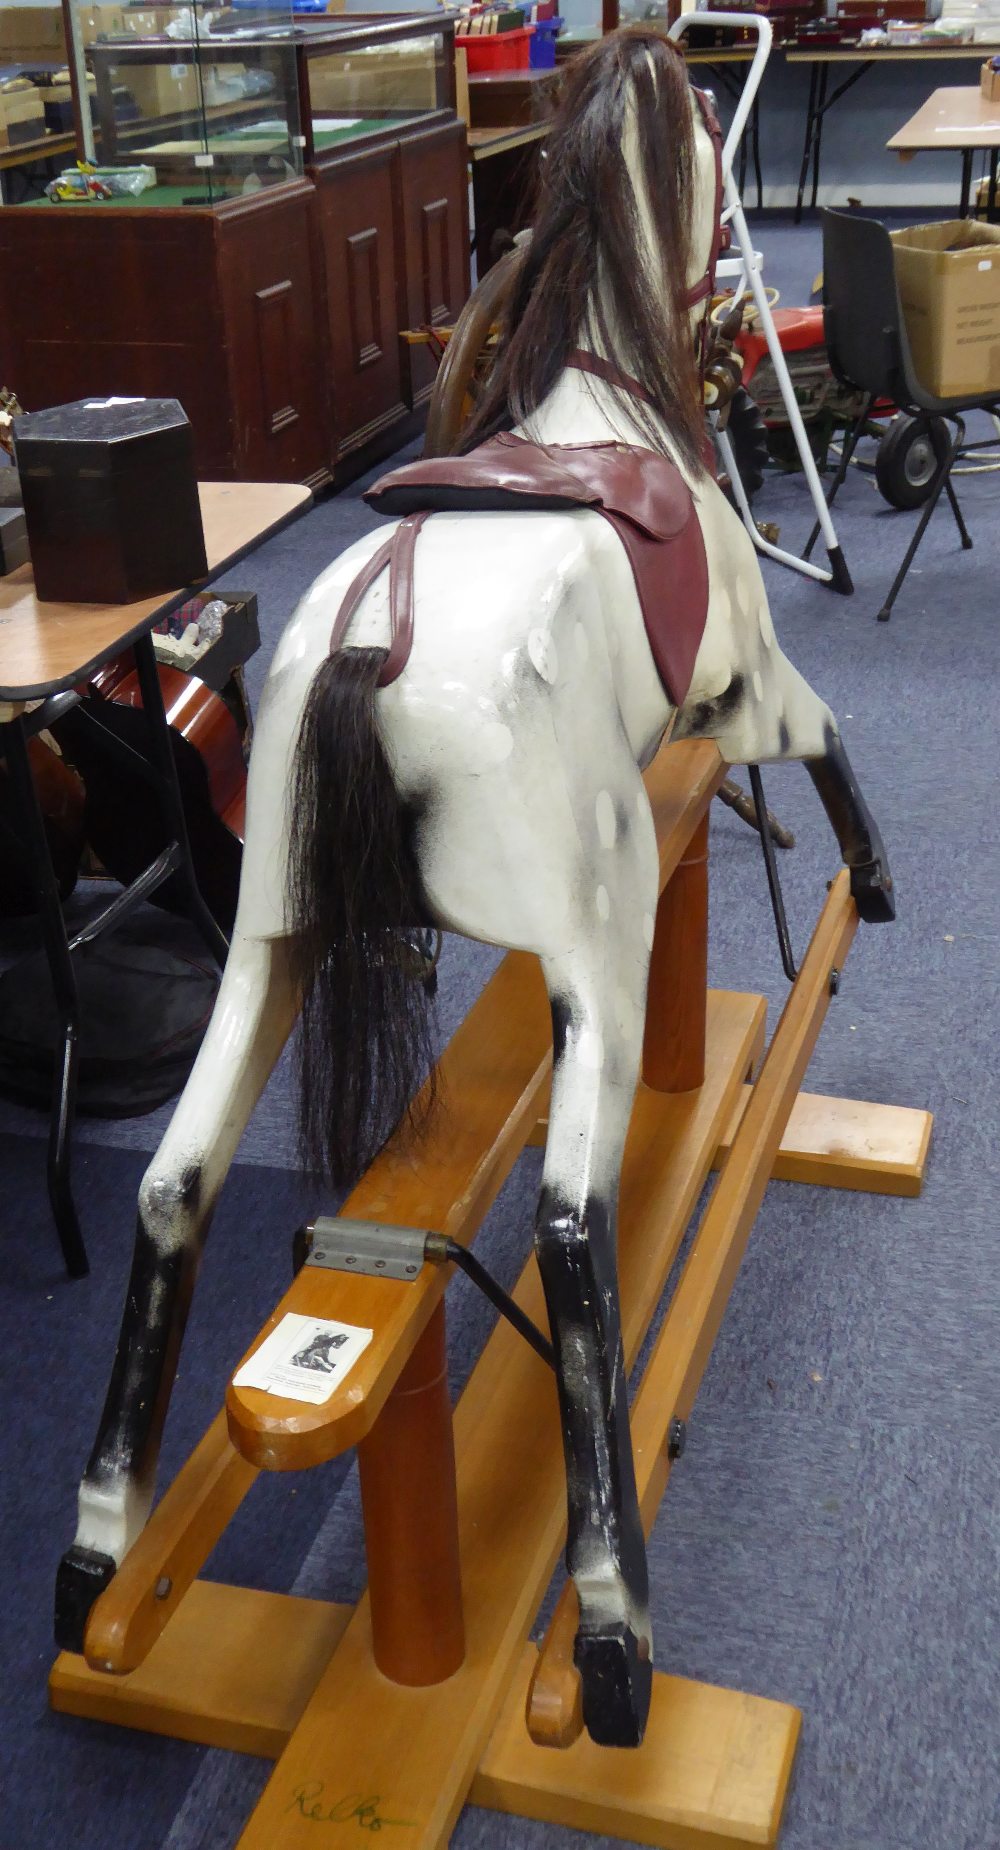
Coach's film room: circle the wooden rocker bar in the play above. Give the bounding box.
[49,739,932,1850]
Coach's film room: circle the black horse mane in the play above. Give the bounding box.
[461,25,706,473]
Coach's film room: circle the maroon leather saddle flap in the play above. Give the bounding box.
[365,434,603,517]
[365,432,696,544]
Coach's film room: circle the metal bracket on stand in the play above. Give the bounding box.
[671,11,853,594]
[301,1217,556,1368]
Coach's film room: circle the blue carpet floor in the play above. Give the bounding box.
[3,212,999,1850]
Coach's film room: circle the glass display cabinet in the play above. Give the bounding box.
[296,15,455,161]
[0,7,470,485]
[79,1,302,205]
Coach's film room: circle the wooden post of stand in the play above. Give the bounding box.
[357,1300,465,1685]
[643,811,709,1093]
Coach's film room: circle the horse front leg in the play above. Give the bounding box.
[806,724,896,923]
[55,929,299,1651]
[536,927,652,1749]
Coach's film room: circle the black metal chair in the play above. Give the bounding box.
[806,208,1000,622]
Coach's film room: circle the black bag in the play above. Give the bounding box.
[0,929,218,1117]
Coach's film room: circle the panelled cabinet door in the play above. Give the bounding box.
[314,145,408,462]
[396,121,472,409]
[215,182,329,486]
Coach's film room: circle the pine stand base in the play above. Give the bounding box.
[49,744,930,1850]
[53,1601,800,1850]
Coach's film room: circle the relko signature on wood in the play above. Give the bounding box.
[287,1783,415,1831]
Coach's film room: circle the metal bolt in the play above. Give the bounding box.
[667,1417,687,1462]
[375,1259,385,1270]
[828,968,841,997]
[345,1255,356,1265]
[154,1576,172,1602]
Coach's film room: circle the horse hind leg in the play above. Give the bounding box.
[55,929,299,1651]
[535,880,656,1747]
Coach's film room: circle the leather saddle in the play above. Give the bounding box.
[330,431,709,708]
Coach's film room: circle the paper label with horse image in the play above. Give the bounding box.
[233,1313,373,1403]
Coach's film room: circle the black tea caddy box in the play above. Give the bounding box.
[14,396,208,604]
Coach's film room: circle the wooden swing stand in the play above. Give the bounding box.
[50,740,931,1850]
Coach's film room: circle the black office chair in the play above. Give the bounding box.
[806,208,1000,622]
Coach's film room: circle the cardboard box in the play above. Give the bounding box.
[80,5,127,41]
[0,8,65,58]
[119,60,202,120]
[308,41,440,114]
[982,56,1000,100]
[115,9,183,39]
[0,82,46,148]
[891,219,1000,398]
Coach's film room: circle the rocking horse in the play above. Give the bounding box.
[55,27,895,1762]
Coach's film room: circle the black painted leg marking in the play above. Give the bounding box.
[55,1192,203,1652]
[54,1548,116,1655]
[535,1187,652,1747]
[807,728,896,923]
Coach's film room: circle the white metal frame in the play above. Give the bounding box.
[670,11,851,591]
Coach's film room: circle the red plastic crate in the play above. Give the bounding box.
[456,25,533,71]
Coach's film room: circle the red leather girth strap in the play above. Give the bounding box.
[329,512,429,687]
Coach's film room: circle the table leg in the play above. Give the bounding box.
[960,148,973,218]
[132,633,229,967]
[810,63,829,210]
[988,149,998,223]
[1,714,88,1279]
[795,61,820,223]
[752,93,763,209]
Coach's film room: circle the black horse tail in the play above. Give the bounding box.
[287,645,436,1186]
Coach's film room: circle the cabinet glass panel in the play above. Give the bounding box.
[66,1,301,206]
[299,19,451,156]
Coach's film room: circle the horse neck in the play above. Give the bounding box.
[513,351,690,475]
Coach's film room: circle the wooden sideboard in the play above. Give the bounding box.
[0,117,470,487]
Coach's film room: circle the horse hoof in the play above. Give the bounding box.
[575,1620,653,1747]
[55,1545,116,1653]
[850,861,896,924]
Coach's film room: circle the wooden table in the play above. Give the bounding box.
[887,82,1000,217]
[468,120,549,263]
[0,128,76,203]
[0,479,310,1276]
[467,66,561,130]
[786,43,1000,220]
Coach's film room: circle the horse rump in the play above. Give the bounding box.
[287,644,436,1185]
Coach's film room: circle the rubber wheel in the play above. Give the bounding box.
[724,388,769,505]
[875,414,948,511]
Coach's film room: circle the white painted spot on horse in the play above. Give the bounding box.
[736,574,750,615]
[758,603,774,647]
[478,720,515,766]
[528,628,558,684]
[574,623,590,665]
[596,884,611,922]
[752,670,764,702]
[595,790,617,850]
[578,1028,605,1070]
[643,912,655,950]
